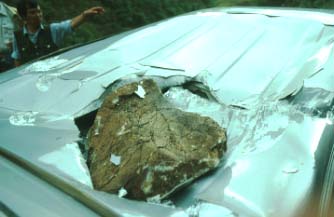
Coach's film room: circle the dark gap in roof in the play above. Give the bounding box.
[284,87,334,118]
[74,110,98,160]
[182,81,211,100]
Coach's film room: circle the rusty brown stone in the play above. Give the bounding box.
[87,79,226,200]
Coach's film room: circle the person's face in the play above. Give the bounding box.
[25,5,43,27]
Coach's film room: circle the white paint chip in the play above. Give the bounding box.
[135,85,146,98]
[20,56,68,74]
[118,187,128,198]
[110,154,121,165]
[147,194,161,204]
[94,116,102,136]
[9,111,39,126]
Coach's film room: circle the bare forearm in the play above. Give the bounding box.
[71,7,105,30]
[71,12,86,29]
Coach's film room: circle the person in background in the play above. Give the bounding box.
[0,1,20,72]
[12,0,104,66]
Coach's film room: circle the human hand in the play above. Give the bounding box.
[82,6,105,18]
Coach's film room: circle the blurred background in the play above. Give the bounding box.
[2,0,334,47]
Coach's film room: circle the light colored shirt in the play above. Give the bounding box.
[0,2,16,52]
[11,20,73,60]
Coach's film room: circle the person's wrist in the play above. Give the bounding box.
[81,11,87,19]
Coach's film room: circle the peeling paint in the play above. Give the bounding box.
[118,187,127,198]
[146,194,161,204]
[20,56,68,74]
[94,116,102,136]
[135,85,146,98]
[110,154,121,166]
[9,111,38,126]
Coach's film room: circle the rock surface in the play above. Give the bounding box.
[87,79,227,200]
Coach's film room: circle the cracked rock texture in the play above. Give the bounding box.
[87,79,227,200]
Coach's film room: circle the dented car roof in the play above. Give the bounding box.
[0,7,333,217]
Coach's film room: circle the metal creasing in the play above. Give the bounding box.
[0,7,333,217]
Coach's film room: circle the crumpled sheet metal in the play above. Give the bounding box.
[303,43,334,92]
[0,151,188,217]
[0,107,187,217]
[137,10,334,107]
[0,107,88,184]
[0,7,333,217]
[164,87,334,217]
[0,8,334,114]
[225,7,334,25]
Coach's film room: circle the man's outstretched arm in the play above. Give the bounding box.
[71,6,105,29]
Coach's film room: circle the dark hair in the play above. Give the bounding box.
[17,0,39,19]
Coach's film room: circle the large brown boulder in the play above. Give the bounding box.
[87,79,226,200]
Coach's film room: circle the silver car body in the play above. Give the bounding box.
[0,7,333,217]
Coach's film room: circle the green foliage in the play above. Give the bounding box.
[3,0,333,49]
[2,0,215,47]
[97,0,215,33]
